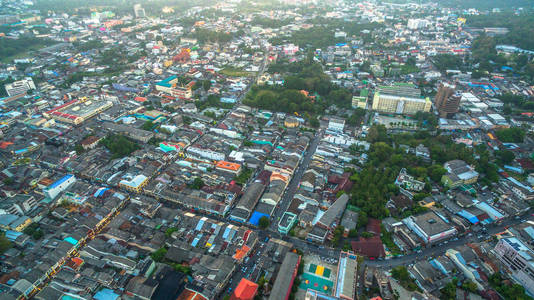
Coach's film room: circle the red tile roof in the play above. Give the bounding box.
[230,278,258,300]
[351,236,385,258]
[366,218,381,235]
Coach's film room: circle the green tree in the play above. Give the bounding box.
[0,232,12,254]
[432,54,463,72]
[258,216,270,229]
[348,228,358,238]
[489,273,533,300]
[428,165,447,182]
[309,116,320,128]
[356,212,368,229]
[462,280,478,293]
[74,144,84,155]
[165,227,178,238]
[99,134,140,159]
[150,247,167,262]
[495,150,515,165]
[441,280,458,300]
[391,266,419,291]
[202,80,211,91]
[367,125,388,143]
[142,121,155,131]
[495,127,525,143]
[190,177,205,190]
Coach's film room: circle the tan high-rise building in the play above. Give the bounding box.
[371,83,431,115]
[435,83,461,118]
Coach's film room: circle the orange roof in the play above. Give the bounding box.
[38,178,54,186]
[231,278,258,300]
[0,141,13,149]
[216,161,241,171]
[65,257,84,270]
[134,96,147,102]
[80,135,101,146]
[270,172,289,183]
[71,257,84,266]
[232,245,250,261]
[177,288,208,300]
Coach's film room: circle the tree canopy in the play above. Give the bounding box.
[258,216,270,229]
[99,134,140,159]
[495,127,525,143]
[0,232,11,254]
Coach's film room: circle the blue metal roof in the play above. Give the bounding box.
[49,174,74,189]
[457,210,479,224]
[64,237,78,245]
[249,211,269,226]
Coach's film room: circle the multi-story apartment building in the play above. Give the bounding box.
[372,84,431,115]
[493,237,534,297]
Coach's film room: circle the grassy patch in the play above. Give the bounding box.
[220,66,251,77]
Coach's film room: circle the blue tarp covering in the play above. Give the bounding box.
[191,234,202,247]
[14,148,28,154]
[155,75,177,88]
[454,252,467,265]
[5,230,22,241]
[195,219,205,231]
[49,174,74,189]
[457,210,479,224]
[222,226,232,240]
[94,187,109,197]
[429,259,448,275]
[507,177,533,192]
[249,211,270,226]
[504,165,523,174]
[502,143,519,150]
[220,97,236,103]
[475,201,505,220]
[64,237,78,245]
[93,288,120,300]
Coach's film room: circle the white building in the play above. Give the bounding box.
[407,19,429,30]
[44,174,76,200]
[328,118,345,133]
[402,211,457,244]
[187,147,225,161]
[5,77,35,97]
[493,237,534,297]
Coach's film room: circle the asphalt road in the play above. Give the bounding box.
[365,211,531,268]
[269,130,323,232]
